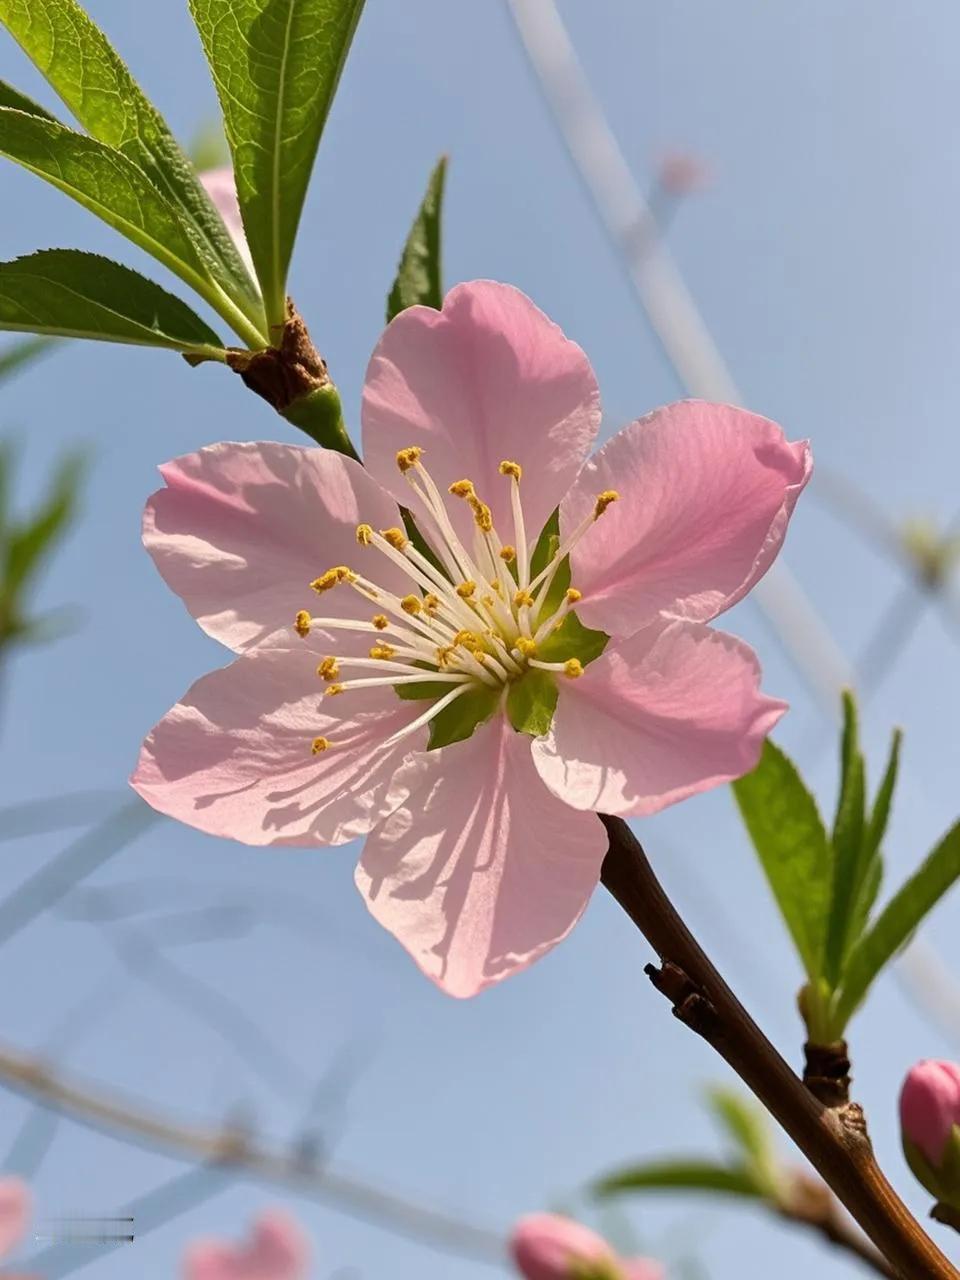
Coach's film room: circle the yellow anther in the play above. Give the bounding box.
[369,644,395,660]
[356,523,374,546]
[564,658,585,679]
[499,545,517,563]
[481,594,495,608]
[448,479,475,498]
[400,594,423,615]
[474,650,487,664]
[436,645,456,667]
[381,527,408,551]
[470,498,493,532]
[499,459,522,481]
[594,490,620,520]
[456,580,477,599]
[311,737,332,755]
[516,637,538,658]
[311,566,355,593]
[372,614,390,630]
[396,446,423,473]
[514,589,535,609]
[453,629,482,650]
[423,593,440,612]
[565,588,583,604]
[317,656,340,682]
[325,683,345,697]
[294,609,312,638]
[489,580,504,597]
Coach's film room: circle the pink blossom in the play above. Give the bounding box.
[511,1213,663,1280]
[200,165,255,278]
[183,1209,308,1280]
[133,280,809,997]
[656,151,711,197]
[900,1059,960,1166]
[0,1176,30,1260]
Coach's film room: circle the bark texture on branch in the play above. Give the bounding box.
[600,814,959,1280]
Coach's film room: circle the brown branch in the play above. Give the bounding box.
[0,1042,503,1266]
[778,1170,896,1277]
[600,815,959,1280]
[225,300,329,412]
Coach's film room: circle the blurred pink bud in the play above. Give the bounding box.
[0,1177,31,1259]
[510,1214,663,1280]
[900,1059,960,1166]
[199,165,256,278]
[656,151,711,197]
[183,1209,309,1280]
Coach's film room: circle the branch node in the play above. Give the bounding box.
[226,298,329,412]
[644,960,721,1040]
[932,1202,960,1234]
[804,1039,852,1107]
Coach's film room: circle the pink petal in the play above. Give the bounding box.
[510,1213,615,1280]
[0,1178,30,1259]
[362,281,600,548]
[563,401,812,638]
[199,165,256,278]
[144,442,408,653]
[621,1261,666,1280]
[355,716,606,997]
[132,646,433,846]
[183,1209,308,1280]
[532,620,786,816]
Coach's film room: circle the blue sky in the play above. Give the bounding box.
[2,2,960,1277]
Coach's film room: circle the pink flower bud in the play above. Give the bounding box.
[183,1209,308,1280]
[656,151,711,197]
[510,1214,663,1280]
[511,1215,616,1279]
[900,1059,960,1166]
[0,1177,31,1260]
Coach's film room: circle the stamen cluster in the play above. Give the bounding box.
[295,450,618,754]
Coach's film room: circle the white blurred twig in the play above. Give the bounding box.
[0,1040,504,1266]
[505,0,853,708]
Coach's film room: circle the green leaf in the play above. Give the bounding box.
[594,1160,764,1201]
[3,449,83,599]
[387,155,446,322]
[732,741,832,981]
[0,108,223,296]
[427,684,500,750]
[0,335,57,384]
[824,691,867,983]
[189,0,365,327]
[704,1087,781,1198]
[864,727,902,865]
[832,819,960,1029]
[705,1087,770,1165]
[850,854,884,945]
[506,667,558,737]
[0,250,225,353]
[0,0,261,326]
[0,79,55,120]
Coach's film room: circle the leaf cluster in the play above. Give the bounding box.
[594,1086,783,1208]
[733,691,960,1039]
[0,0,363,360]
[0,431,84,654]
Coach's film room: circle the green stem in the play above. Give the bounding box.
[197,279,270,350]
